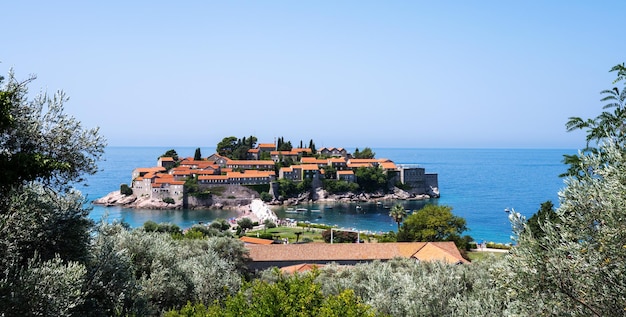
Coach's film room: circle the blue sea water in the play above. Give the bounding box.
[84,147,576,244]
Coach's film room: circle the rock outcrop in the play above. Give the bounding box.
[95,185,435,210]
[267,187,433,206]
[93,191,184,209]
[93,184,262,210]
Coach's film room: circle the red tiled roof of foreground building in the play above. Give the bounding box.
[240,236,275,245]
[246,242,468,264]
[280,263,325,274]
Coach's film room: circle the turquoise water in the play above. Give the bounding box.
[84,147,576,244]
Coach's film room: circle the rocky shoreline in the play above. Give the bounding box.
[274,186,438,206]
[93,185,439,211]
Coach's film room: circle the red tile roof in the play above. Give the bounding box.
[240,236,275,245]
[280,263,325,274]
[246,242,468,264]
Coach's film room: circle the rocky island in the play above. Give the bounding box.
[94,137,439,211]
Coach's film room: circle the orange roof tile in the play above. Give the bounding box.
[329,158,347,163]
[337,170,354,175]
[280,263,325,274]
[270,150,299,156]
[134,167,166,173]
[280,166,294,172]
[347,163,373,168]
[380,162,397,169]
[292,148,312,153]
[245,242,467,264]
[240,236,275,245]
[258,143,276,149]
[349,159,380,164]
[300,164,320,171]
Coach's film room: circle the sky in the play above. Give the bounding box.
[2,1,625,149]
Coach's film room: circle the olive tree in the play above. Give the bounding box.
[0,70,105,195]
[0,69,105,316]
[504,141,626,316]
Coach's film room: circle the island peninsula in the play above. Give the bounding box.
[94,137,439,212]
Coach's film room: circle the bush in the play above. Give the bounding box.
[321,229,358,243]
[120,183,133,196]
[255,233,274,240]
[486,242,511,250]
[260,192,273,202]
[297,223,331,230]
[163,197,175,204]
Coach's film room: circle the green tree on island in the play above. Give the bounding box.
[160,149,179,161]
[194,147,202,160]
[355,166,388,192]
[217,135,257,160]
[389,203,407,229]
[309,139,317,154]
[353,147,376,159]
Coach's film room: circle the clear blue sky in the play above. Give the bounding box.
[3,1,624,149]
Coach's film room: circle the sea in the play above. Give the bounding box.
[83,147,577,244]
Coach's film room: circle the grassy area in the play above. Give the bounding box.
[248,226,326,243]
[467,250,506,262]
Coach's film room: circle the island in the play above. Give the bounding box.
[94,137,439,212]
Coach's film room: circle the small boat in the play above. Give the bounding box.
[311,209,321,213]
[356,205,362,211]
[325,206,333,210]
[296,208,308,212]
[285,208,297,213]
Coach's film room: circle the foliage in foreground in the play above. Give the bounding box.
[314,258,509,317]
[503,141,626,316]
[165,270,378,317]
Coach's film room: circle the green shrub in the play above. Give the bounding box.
[120,183,133,196]
[163,197,175,204]
[255,233,274,240]
[260,192,273,202]
[486,242,511,250]
[297,222,331,230]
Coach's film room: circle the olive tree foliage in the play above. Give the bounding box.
[315,257,510,317]
[107,228,246,314]
[167,270,378,317]
[0,70,105,195]
[0,69,105,316]
[563,63,626,177]
[0,183,96,317]
[3,255,87,317]
[502,141,626,316]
